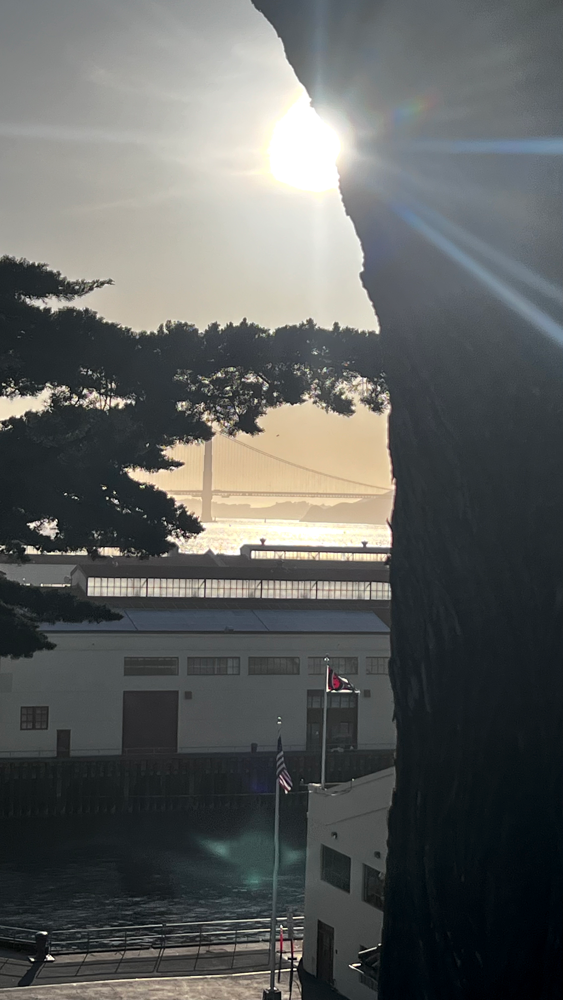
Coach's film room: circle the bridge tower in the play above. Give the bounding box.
[201,439,213,522]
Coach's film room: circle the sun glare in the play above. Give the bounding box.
[268,95,340,192]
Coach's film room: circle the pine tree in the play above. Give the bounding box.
[0,256,387,656]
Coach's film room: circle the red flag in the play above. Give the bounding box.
[327,666,357,693]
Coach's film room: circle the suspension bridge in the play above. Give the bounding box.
[143,438,390,520]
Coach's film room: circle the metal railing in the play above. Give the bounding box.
[0,923,37,949]
[48,915,304,957]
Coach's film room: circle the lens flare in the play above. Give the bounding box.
[268,95,340,192]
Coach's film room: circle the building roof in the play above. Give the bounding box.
[71,562,390,582]
[43,608,389,634]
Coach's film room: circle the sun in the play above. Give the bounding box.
[268,95,340,192]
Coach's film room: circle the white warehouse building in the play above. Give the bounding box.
[0,545,394,760]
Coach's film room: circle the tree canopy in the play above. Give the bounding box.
[0,576,122,658]
[0,255,387,656]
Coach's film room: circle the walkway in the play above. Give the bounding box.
[0,968,296,998]
[0,943,300,994]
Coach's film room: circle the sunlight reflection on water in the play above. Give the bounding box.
[181,519,391,553]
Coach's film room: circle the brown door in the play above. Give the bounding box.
[56,729,71,758]
[316,920,334,984]
[122,691,178,755]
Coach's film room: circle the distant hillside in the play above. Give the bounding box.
[206,495,394,523]
[301,493,394,524]
[211,500,310,520]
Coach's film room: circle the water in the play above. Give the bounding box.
[180,518,391,553]
[0,808,306,931]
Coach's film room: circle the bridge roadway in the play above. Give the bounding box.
[156,439,392,515]
[171,489,380,499]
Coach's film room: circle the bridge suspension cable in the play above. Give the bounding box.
[141,437,391,499]
[229,438,389,492]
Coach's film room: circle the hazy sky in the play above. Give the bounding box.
[0,0,391,489]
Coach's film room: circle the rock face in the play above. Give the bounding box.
[252,3,563,998]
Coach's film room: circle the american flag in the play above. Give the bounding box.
[276,735,293,793]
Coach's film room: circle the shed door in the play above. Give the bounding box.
[316,920,334,984]
[122,691,178,755]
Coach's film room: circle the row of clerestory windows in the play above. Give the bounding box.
[123,656,389,676]
[87,577,391,601]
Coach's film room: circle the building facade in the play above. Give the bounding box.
[0,546,393,760]
[301,770,394,1000]
[0,611,393,758]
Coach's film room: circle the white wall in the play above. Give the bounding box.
[0,631,394,757]
[303,769,394,1000]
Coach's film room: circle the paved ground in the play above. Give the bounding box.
[0,968,297,998]
[0,944,301,996]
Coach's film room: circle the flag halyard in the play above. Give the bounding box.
[276,735,293,793]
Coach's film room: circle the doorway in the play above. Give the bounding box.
[316,920,334,984]
[122,691,178,755]
[56,729,71,758]
[306,691,358,751]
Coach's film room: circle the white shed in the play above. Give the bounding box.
[301,769,395,999]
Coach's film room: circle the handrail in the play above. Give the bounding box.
[0,923,38,941]
[43,915,304,955]
[49,916,302,932]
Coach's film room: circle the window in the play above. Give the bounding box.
[363,864,385,909]
[366,656,389,675]
[248,546,390,562]
[321,845,351,892]
[306,690,358,750]
[308,656,358,675]
[307,691,357,710]
[331,693,357,709]
[86,577,391,601]
[20,706,49,730]
[124,657,179,676]
[333,721,354,738]
[186,657,240,675]
[307,690,324,709]
[248,657,300,675]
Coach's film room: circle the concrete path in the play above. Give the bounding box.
[0,969,296,998]
[0,942,302,988]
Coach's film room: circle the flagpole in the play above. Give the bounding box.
[321,656,330,789]
[265,717,282,1000]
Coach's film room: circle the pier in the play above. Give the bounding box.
[0,750,393,818]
